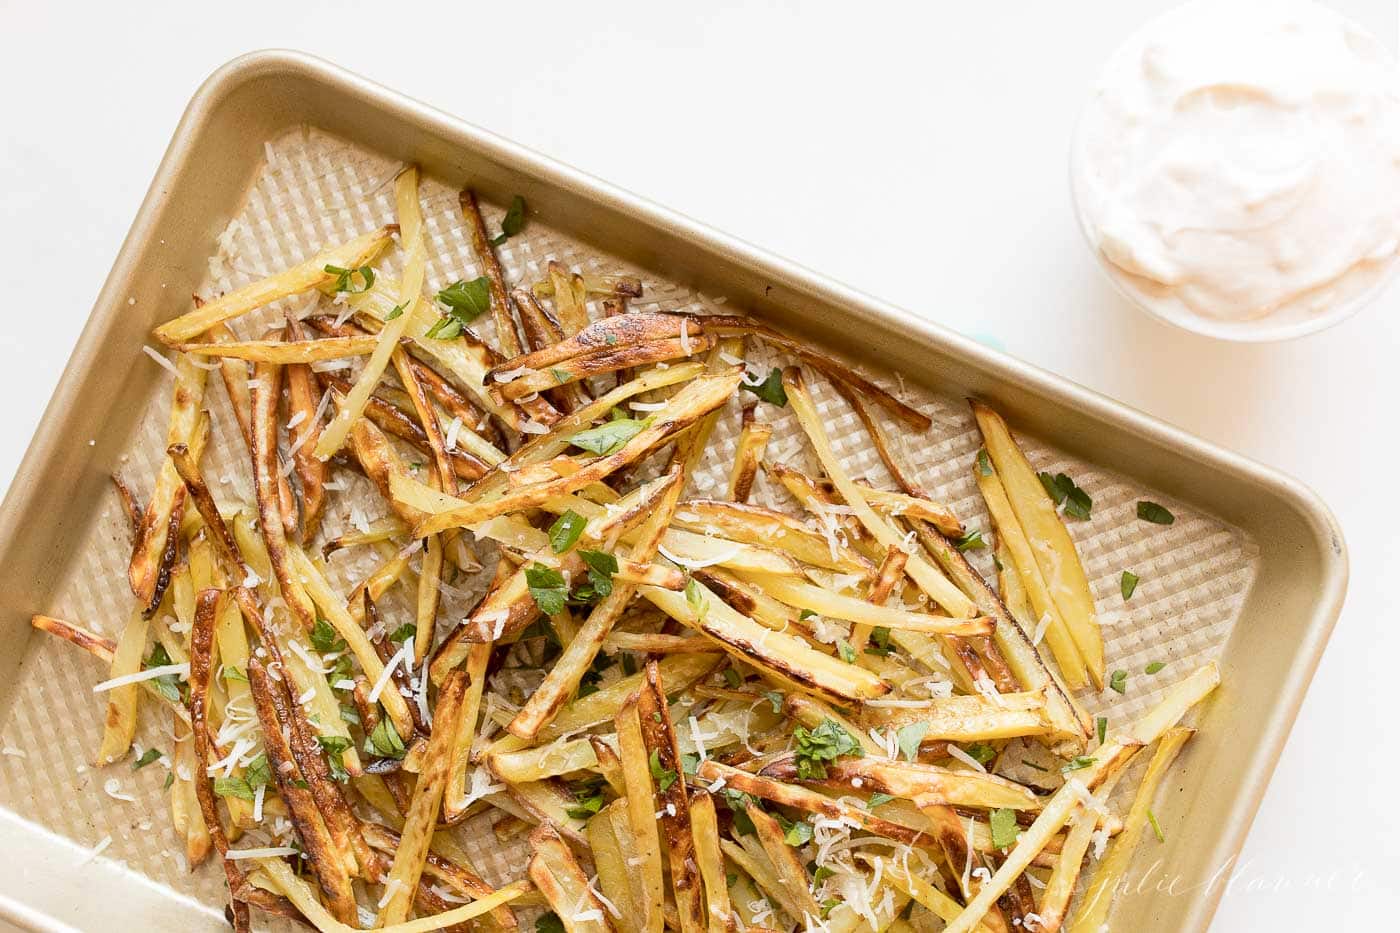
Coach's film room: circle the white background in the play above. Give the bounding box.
[1,1,1395,929]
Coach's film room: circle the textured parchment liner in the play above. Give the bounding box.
[0,127,1258,927]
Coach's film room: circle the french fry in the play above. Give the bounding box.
[588,803,643,933]
[154,226,394,344]
[972,402,1103,686]
[689,792,737,933]
[736,572,993,636]
[783,368,974,617]
[746,805,822,922]
[283,316,327,540]
[95,606,147,764]
[727,406,770,503]
[537,653,721,742]
[974,452,1089,692]
[377,671,468,925]
[128,351,207,610]
[315,169,427,460]
[177,335,380,362]
[616,696,664,933]
[865,690,1053,743]
[528,822,615,933]
[533,273,643,300]
[670,499,874,575]
[766,755,1043,812]
[461,189,526,358]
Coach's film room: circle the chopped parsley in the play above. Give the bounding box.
[132,748,162,770]
[548,510,587,554]
[864,626,893,657]
[317,736,352,782]
[569,418,647,455]
[1120,570,1139,601]
[574,550,618,602]
[1109,669,1128,694]
[976,448,993,476]
[1147,808,1166,843]
[525,563,569,616]
[565,789,606,821]
[722,789,759,835]
[435,277,491,323]
[145,643,183,703]
[963,743,997,766]
[214,776,254,801]
[989,807,1020,849]
[837,639,857,663]
[490,195,527,247]
[1061,756,1097,773]
[896,722,931,762]
[366,719,406,760]
[723,666,742,689]
[763,690,784,714]
[389,623,417,645]
[793,719,863,779]
[245,753,272,789]
[536,913,565,933]
[1136,501,1175,525]
[742,368,788,407]
[955,528,986,552]
[1038,471,1093,520]
[1145,661,1166,675]
[649,749,677,792]
[310,619,346,653]
[1096,716,1108,745]
[324,264,374,294]
[685,577,708,621]
[866,792,895,809]
[778,814,813,846]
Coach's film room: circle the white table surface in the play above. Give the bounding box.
[1,1,1395,930]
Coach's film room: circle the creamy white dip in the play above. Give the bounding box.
[1072,0,1400,332]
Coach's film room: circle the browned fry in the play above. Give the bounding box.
[30,613,117,661]
[187,591,297,928]
[528,822,615,933]
[460,188,525,358]
[745,805,822,923]
[413,370,743,536]
[250,359,318,631]
[603,631,713,654]
[485,313,705,382]
[377,670,469,925]
[110,473,143,538]
[727,405,770,503]
[533,272,643,300]
[589,736,627,796]
[304,314,503,448]
[513,286,593,413]
[344,410,430,527]
[167,443,245,576]
[365,594,430,736]
[283,317,327,540]
[694,760,925,847]
[493,334,717,402]
[689,313,931,430]
[766,755,1041,812]
[176,334,380,362]
[637,660,705,933]
[672,499,874,576]
[849,544,908,654]
[412,884,474,933]
[207,322,298,536]
[689,792,737,933]
[318,372,491,484]
[247,652,357,923]
[359,822,518,932]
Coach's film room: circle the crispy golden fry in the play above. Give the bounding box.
[153,225,394,344]
[783,368,974,617]
[1069,727,1195,932]
[528,823,615,933]
[321,515,408,557]
[169,711,211,866]
[545,261,590,338]
[496,335,715,402]
[378,671,469,926]
[603,631,713,654]
[538,654,721,742]
[315,169,428,460]
[746,805,822,922]
[866,690,1053,743]
[247,650,357,923]
[767,754,1042,811]
[641,577,889,703]
[736,572,993,636]
[129,352,207,611]
[412,370,741,534]
[461,189,526,358]
[283,317,327,540]
[250,358,317,628]
[689,793,736,933]
[487,313,705,387]
[589,803,643,933]
[443,642,493,825]
[534,272,643,300]
[177,335,380,362]
[728,407,770,503]
[671,499,874,575]
[95,606,148,764]
[637,660,705,933]
[616,695,665,933]
[110,473,143,537]
[879,856,999,933]
[972,402,1103,686]
[975,461,1089,692]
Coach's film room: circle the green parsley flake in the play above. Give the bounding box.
[794,719,863,779]
[1038,471,1093,519]
[1109,669,1128,694]
[324,264,374,294]
[214,776,254,801]
[866,792,895,809]
[742,368,788,407]
[1096,716,1108,745]
[989,807,1020,849]
[1136,501,1175,525]
[548,510,587,554]
[1121,570,1140,601]
[570,418,647,455]
[1061,756,1097,773]
[132,748,162,770]
[310,618,346,653]
[837,639,856,663]
[1147,808,1166,843]
[955,528,986,552]
[896,722,931,762]
[490,195,527,247]
[525,563,569,616]
[389,623,417,645]
[649,749,677,792]
[1145,661,1166,675]
[366,719,406,760]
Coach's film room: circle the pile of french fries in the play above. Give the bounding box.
[32,165,1218,933]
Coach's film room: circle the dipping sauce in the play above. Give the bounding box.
[1072,0,1400,336]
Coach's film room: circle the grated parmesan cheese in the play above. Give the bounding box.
[92,663,189,693]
